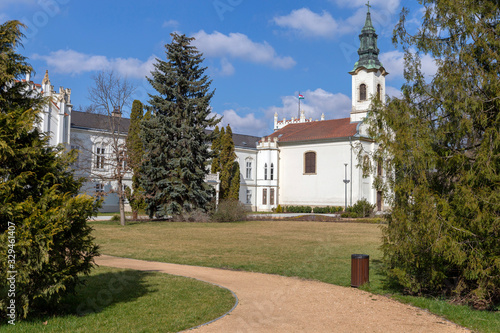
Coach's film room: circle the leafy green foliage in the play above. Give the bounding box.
[0,21,99,319]
[140,33,220,217]
[345,199,375,217]
[284,206,312,213]
[362,1,500,308]
[312,206,344,214]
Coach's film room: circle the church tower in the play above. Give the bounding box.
[349,3,388,122]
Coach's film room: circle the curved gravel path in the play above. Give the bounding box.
[96,255,468,333]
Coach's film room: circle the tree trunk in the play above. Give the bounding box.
[132,210,138,220]
[119,195,126,226]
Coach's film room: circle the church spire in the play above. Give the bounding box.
[349,2,385,74]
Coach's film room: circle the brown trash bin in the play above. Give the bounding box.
[351,254,369,287]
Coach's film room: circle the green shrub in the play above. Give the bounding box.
[285,206,312,213]
[211,200,248,222]
[110,214,120,222]
[275,205,283,213]
[345,199,375,217]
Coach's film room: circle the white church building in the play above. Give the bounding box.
[32,8,387,213]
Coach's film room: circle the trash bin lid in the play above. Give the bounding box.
[351,254,369,259]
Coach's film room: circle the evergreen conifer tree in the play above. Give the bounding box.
[140,33,219,217]
[219,125,239,200]
[363,1,500,308]
[126,99,146,219]
[210,126,221,174]
[0,21,99,319]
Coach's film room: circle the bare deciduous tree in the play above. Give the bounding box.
[76,70,136,226]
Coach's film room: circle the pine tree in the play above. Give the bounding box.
[363,1,500,308]
[140,33,220,217]
[125,99,146,219]
[0,21,99,319]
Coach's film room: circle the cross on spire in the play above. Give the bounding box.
[366,1,371,12]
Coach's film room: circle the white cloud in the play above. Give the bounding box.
[385,86,402,98]
[273,7,378,38]
[273,8,346,38]
[267,88,352,121]
[380,50,438,81]
[215,109,269,137]
[162,19,179,28]
[32,49,156,78]
[192,30,296,70]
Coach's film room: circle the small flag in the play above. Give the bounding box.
[298,94,304,99]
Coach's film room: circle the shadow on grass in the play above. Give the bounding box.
[19,269,154,324]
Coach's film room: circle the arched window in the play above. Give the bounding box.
[264,163,268,180]
[377,84,381,101]
[304,151,316,174]
[359,84,367,101]
[270,163,274,180]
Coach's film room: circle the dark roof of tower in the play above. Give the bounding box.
[350,4,386,74]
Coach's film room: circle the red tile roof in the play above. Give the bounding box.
[265,118,358,143]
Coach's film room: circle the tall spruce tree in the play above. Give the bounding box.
[363,1,500,308]
[140,33,219,217]
[0,21,99,319]
[125,99,146,219]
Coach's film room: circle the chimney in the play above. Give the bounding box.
[112,106,122,117]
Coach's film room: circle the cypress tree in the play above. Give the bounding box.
[140,33,220,217]
[219,125,239,200]
[363,1,500,308]
[0,21,99,319]
[211,125,221,174]
[125,99,146,219]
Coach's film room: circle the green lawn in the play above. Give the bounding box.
[90,219,500,333]
[2,266,235,333]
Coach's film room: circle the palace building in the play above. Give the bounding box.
[33,7,387,212]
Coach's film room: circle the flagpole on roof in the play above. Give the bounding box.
[298,92,300,119]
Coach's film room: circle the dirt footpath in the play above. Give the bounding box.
[96,255,468,333]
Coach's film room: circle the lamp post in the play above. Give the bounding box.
[343,163,350,211]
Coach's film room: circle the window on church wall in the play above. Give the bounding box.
[246,190,252,204]
[270,188,275,205]
[270,163,274,180]
[71,145,80,168]
[377,84,381,101]
[359,84,367,101]
[304,151,316,174]
[264,163,267,180]
[262,188,267,205]
[245,159,252,179]
[377,159,383,176]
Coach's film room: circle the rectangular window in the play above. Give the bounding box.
[304,152,316,174]
[246,161,252,179]
[95,147,105,169]
[246,190,252,204]
[262,188,267,205]
[270,163,274,180]
[270,188,275,205]
[95,183,104,195]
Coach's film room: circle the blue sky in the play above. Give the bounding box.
[1,0,436,136]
